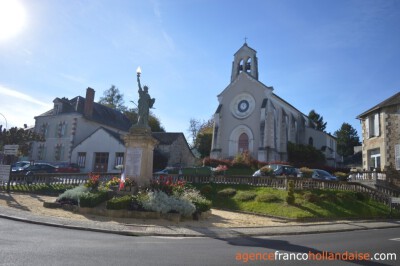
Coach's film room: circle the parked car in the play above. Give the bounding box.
[54,162,80,173]
[11,161,31,172]
[13,163,56,175]
[312,169,338,181]
[253,164,301,177]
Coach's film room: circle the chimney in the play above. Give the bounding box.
[84,87,95,118]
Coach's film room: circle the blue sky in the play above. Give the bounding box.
[1,0,399,142]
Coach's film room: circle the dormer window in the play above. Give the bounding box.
[54,105,59,115]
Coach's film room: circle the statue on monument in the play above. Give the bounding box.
[136,67,155,127]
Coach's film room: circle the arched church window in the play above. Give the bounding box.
[309,137,314,146]
[238,133,249,153]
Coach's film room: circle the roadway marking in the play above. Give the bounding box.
[389,238,400,241]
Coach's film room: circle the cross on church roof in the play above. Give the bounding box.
[244,36,248,44]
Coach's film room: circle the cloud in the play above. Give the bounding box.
[0,84,50,107]
[0,84,52,128]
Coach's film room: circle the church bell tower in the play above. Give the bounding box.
[231,42,259,82]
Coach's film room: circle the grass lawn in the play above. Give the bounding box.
[193,183,400,220]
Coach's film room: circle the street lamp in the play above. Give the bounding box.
[0,113,7,130]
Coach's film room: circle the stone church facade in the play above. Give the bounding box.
[211,43,338,164]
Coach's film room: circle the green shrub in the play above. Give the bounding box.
[217,188,237,197]
[256,194,282,203]
[200,184,213,196]
[193,197,212,212]
[355,192,370,201]
[106,195,132,210]
[235,191,257,202]
[79,190,109,208]
[319,193,337,202]
[302,191,320,203]
[286,180,295,204]
[57,185,89,202]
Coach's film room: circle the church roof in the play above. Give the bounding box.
[357,91,400,118]
[234,42,257,56]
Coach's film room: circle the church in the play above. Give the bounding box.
[210,43,338,165]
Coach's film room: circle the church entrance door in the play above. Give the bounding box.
[238,133,249,153]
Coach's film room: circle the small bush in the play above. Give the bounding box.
[260,166,274,176]
[286,180,295,204]
[79,190,109,208]
[256,194,282,203]
[355,192,370,201]
[200,185,213,196]
[142,190,196,217]
[217,188,237,197]
[193,197,212,212]
[302,191,320,203]
[57,185,89,204]
[235,191,257,202]
[106,195,132,210]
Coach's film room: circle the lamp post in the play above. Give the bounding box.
[0,113,7,130]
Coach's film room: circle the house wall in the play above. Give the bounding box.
[361,111,386,170]
[157,135,196,167]
[71,129,125,173]
[384,105,400,169]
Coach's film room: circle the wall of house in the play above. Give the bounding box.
[361,111,386,170]
[157,135,196,167]
[384,105,400,169]
[32,114,81,163]
[71,129,125,173]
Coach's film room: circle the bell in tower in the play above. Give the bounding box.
[231,42,259,82]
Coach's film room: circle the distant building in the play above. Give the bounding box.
[31,87,195,172]
[210,43,339,166]
[357,92,400,171]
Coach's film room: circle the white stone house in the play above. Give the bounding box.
[357,92,400,171]
[30,87,195,172]
[211,43,339,166]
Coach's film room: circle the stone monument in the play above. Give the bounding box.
[123,67,158,188]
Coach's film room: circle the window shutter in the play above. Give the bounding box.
[374,113,380,136]
[395,144,400,170]
[365,117,370,138]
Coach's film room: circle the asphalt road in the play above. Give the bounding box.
[0,218,399,266]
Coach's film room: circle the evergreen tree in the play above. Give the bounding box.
[308,109,327,132]
[334,123,361,157]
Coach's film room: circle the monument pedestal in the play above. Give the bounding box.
[124,126,158,188]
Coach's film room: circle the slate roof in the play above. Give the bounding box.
[152,132,183,145]
[357,91,400,119]
[37,96,132,131]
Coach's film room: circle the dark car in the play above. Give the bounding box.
[11,161,31,172]
[253,164,301,177]
[14,163,56,175]
[54,163,80,173]
[312,169,338,181]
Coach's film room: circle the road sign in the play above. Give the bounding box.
[391,197,400,204]
[3,145,19,155]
